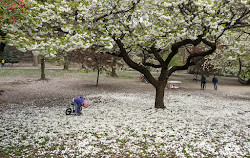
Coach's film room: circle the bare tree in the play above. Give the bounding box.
[72,49,123,86]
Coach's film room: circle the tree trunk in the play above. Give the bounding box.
[155,81,166,108]
[111,67,118,77]
[96,67,100,86]
[40,57,46,80]
[0,30,6,55]
[237,58,250,85]
[33,54,38,66]
[0,42,5,55]
[63,55,69,70]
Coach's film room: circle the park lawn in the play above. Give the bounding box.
[0,92,249,157]
[0,68,140,79]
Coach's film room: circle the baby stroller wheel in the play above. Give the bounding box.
[66,108,72,115]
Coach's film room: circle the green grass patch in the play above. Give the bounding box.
[0,68,140,80]
[0,68,40,77]
[116,71,139,79]
[0,68,89,78]
[22,136,27,140]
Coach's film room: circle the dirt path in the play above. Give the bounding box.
[0,70,249,108]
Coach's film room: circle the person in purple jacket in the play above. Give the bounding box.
[72,96,85,115]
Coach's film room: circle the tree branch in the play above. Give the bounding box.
[168,40,216,76]
[93,0,141,22]
[112,36,158,86]
[143,62,162,68]
[165,36,203,68]
[149,45,165,66]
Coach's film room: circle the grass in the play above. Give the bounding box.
[0,68,95,78]
[116,71,139,79]
[0,67,141,79]
[0,68,40,77]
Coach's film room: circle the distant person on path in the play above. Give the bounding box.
[72,96,89,116]
[193,74,198,83]
[212,76,218,90]
[1,59,4,67]
[201,75,206,90]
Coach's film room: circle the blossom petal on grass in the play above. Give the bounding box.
[0,92,249,157]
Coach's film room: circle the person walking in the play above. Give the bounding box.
[212,76,218,90]
[201,75,206,90]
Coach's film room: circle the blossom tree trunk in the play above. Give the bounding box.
[238,58,250,85]
[0,42,5,57]
[63,55,69,70]
[111,67,118,77]
[0,31,6,55]
[33,54,38,67]
[40,57,46,80]
[155,81,167,108]
[96,67,100,86]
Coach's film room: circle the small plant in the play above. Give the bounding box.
[22,136,27,140]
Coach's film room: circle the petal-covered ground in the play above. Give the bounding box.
[1,92,249,157]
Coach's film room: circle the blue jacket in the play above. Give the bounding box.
[73,96,85,112]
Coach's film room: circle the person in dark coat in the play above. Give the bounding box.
[201,75,206,90]
[212,76,218,90]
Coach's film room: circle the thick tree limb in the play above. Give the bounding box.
[150,45,165,66]
[168,40,216,76]
[143,62,162,68]
[237,58,250,85]
[113,36,158,87]
[165,36,203,68]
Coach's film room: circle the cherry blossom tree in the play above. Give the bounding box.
[4,0,250,108]
[86,0,249,108]
[3,0,88,79]
[0,0,27,25]
[0,0,27,56]
[206,30,250,84]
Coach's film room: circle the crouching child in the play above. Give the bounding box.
[72,96,89,116]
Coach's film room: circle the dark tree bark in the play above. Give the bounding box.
[0,30,6,56]
[111,67,118,77]
[0,42,5,55]
[237,58,250,85]
[110,58,118,77]
[155,81,167,108]
[33,54,38,66]
[40,57,46,80]
[63,55,69,70]
[96,67,100,86]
